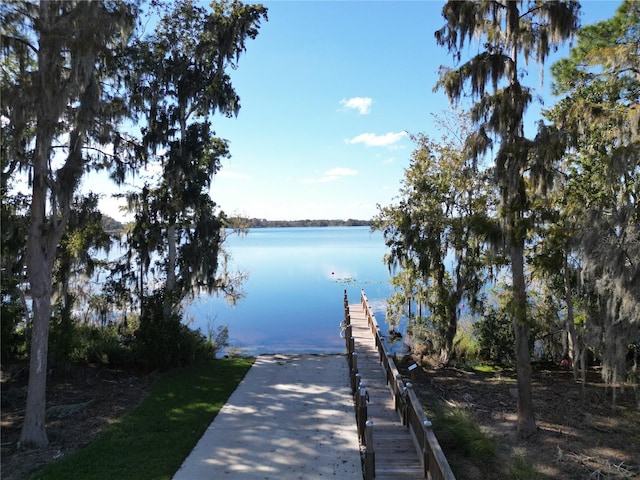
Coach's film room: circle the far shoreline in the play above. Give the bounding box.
[231,218,373,228]
[101,215,373,233]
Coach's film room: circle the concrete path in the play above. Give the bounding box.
[172,354,363,480]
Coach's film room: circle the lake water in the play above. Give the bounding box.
[187,226,394,356]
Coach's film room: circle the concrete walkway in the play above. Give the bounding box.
[172,354,363,480]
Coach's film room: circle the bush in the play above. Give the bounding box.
[452,321,480,362]
[205,320,229,357]
[474,306,515,364]
[49,308,136,369]
[1,293,26,362]
[435,407,496,461]
[70,324,135,368]
[133,292,212,370]
[49,294,76,366]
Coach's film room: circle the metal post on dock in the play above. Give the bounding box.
[364,420,375,480]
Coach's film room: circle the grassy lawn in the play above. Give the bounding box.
[30,358,254,480]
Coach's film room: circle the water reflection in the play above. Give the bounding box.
[187,227,394,356]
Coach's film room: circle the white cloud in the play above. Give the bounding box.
[339,97,373,115]
[299,167,358,184]
[346,131,407,147]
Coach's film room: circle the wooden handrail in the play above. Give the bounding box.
[359,289,456,480]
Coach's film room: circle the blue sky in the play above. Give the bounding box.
[95,0,622,222]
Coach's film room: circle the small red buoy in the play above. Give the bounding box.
[331,272,335,275]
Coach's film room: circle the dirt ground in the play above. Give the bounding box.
[1,363,157,480]
[395,355,640,479]
[2,359,639,480]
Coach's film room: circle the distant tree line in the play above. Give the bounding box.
[101,215,124,233]
[229,217,372,228]
[101,216,372,232]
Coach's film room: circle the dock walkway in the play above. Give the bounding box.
[347,302,425,480]
[344,290,456,480]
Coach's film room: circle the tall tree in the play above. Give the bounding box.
[434,0,580,437]
[375,111,495,365]
[1,0,136,447]
[547,0,640,395]
[121,0,266,352]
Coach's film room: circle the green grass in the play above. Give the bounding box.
[471,364,503,373]
[434,407,497,463]
[509,457,540,479]
[30,358,254,480]
[428,400,543,479]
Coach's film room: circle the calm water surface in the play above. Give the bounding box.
[187,226,394,356]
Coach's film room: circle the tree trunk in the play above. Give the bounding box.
[563,251,578,381]
[511,241,537,438]
[20,294,52,448]
[20,138,61,447]
[439,302,458,366]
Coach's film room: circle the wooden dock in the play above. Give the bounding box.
[348,303,424,480]
[343,290,456,480]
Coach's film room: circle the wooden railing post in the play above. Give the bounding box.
[403,382,413,426]
[422,418,433,478]
[364,420,375,480]
[353,373,361,397]
[385,353,394,385]
[393,372,403,414]
[357,384,367,440]
[350,352,358,392]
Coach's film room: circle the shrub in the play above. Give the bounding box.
[474,306,515,364]
[433,406,497,474]
[133,292,212,370]
[70,324,135,368]
[1,292,26,362]
[452,321,480,362]
[205,320,229,357]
